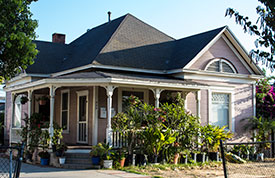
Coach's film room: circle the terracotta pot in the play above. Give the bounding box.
[120,158,126,167]
[174,153,180,164]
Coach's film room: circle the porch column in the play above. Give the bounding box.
[49,85,57,147]
[182,91,189,110]
[9,93,16,146]
[105,85,115,146]
[196,90,201,118]
[152,88,163,108]
[27,90,33,117]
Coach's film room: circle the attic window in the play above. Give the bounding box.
[205,59,237,73]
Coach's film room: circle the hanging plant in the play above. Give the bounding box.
[20,96,29,104]
[37,96,49,105]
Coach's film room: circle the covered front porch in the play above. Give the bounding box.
[8,71,206,146]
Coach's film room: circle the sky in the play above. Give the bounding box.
[0,0,271,97]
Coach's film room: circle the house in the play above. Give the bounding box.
[4,13,263,146]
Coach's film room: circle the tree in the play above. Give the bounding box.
[0,0,38,83]
[225,0,275,70]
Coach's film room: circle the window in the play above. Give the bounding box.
[13,95,22,128]
[210,93,229,128]
[61,90,69,132]
[205,59,236,73]
[118,88,149,112]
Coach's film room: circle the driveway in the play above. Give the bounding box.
[20,163,151,178]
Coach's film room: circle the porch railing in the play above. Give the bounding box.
[112,131,128,148]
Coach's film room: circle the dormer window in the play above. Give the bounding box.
[205,59,237,73]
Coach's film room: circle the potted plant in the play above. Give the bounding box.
[119,151,126,168]
[38,151,50,165]
[20,96,29,104]
[101,143,114,169]
[90,143,104,165]
[56,142,67,164]
[37,96,49,105]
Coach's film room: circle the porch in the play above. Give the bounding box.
[8,71,206,146]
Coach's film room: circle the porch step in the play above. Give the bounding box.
[62,152,99,169]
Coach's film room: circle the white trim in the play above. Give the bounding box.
[184,27,227,69]
[13,95,22,128]
[208,90,234,132]
[51,64,164,77]
[118,87,149,113]
[60,89,70,133]
[252,84,256,117]
[76,90,89,144]
[204,58,237,74]
[92,86,98,145]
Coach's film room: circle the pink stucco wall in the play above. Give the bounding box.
[190,37,252,75]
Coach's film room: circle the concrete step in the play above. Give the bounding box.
[65,153,90,159]
[61,163,100,170]
[65,158,92,164]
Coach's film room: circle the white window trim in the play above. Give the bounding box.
[118,87,149,113]
[205,58,237,74]
[208,89,235,132]
[76,90,89,144]
[60,89,70,133]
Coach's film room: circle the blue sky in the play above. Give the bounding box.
[30,0,260,51]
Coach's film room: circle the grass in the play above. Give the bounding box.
[118,161,222,178]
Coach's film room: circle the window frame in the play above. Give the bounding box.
[205,58,237,74]
[118,87,149,113]
[208,89,235,132]
[60,89,70,133]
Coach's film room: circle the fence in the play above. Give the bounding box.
[220,140,275,178]
[0,144,24,178]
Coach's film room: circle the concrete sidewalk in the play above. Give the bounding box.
[20,163,151,178]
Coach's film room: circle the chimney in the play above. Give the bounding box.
[52,33,65,44]
[108,11,111,23]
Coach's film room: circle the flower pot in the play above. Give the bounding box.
[40,158,49,165]
[59,157,66,164]
[103,160,113,169]
[92,156,100,165]
[173,153,180,164]
[120,158,126,167]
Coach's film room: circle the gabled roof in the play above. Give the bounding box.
[25,13,260,75]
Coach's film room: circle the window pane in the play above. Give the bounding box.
[79,96,86,121]
[222,62,234,73]
[62,111,68,130]
[62,93,68,110]
[207,61,219,72]
[211,93,229,128]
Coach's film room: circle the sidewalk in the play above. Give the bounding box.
[20,163,151,178]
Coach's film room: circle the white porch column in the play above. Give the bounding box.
[27,90,33,117]
[152,88,163,108]
[105,85,115,146]
[9,93,16,146]
[49,86,57,147]
[196,90,201,118]
[182,91,189,110]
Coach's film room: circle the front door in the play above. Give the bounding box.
[77,91,88,144]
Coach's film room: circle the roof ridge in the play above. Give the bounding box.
[91,14,130,65]
[127,13,175,40]
[177,26,226,41]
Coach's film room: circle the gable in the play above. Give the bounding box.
[189,36,252,75]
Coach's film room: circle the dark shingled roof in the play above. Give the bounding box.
[26,13,225,74]
[54,71,207,86]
